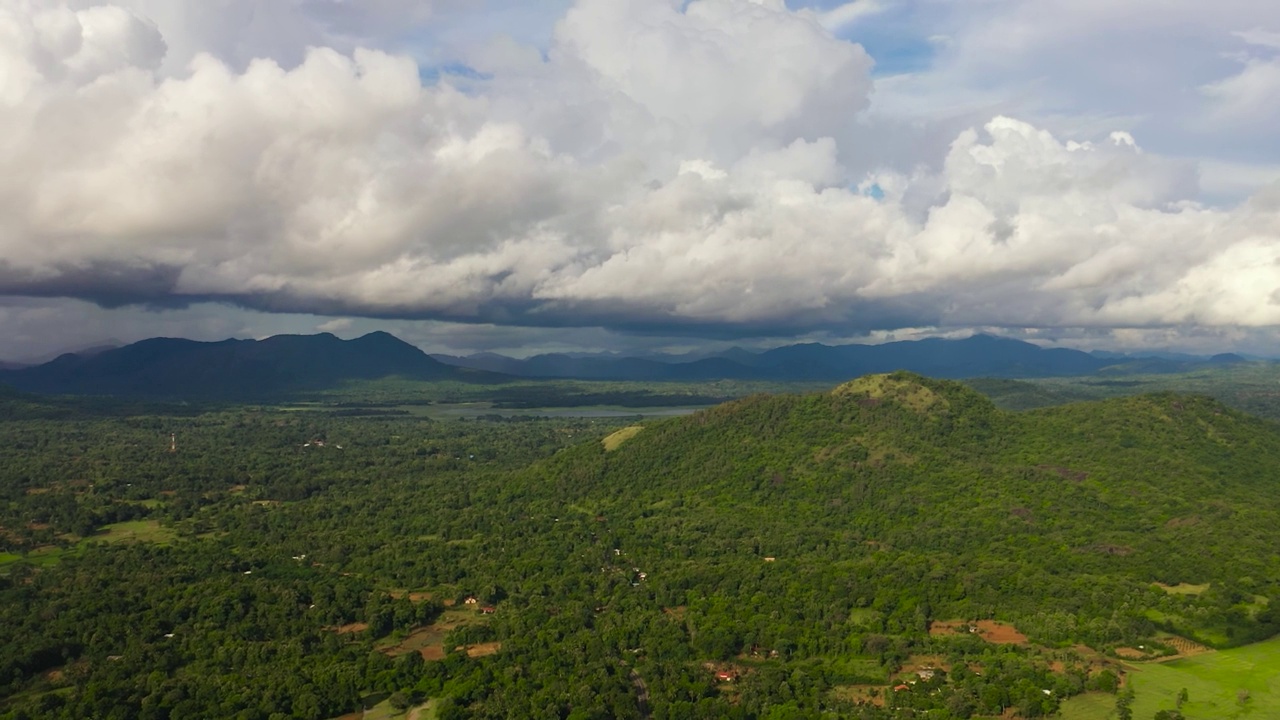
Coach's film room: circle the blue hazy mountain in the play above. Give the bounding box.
[436,334,1123,381]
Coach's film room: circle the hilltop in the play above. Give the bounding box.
[521,373,1280,649]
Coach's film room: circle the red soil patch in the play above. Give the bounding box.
[334,622,368,634]
[1115,647,1146,659]
[974,620,1028,644]
[26,522,51,531]
[930,619,1026,644]
[663,606,688,620]
[419,646,446,661]
[928,620,964,637]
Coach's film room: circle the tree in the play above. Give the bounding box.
[1115,688,1134,720]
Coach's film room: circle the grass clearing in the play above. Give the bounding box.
[1155,582,1210,596]
[1120,634,1280,719]
[846,608,882,626]
[89,519,177,545]
[358,697,435,720]
[0,544,88,571]
[379,607,491,661]
[1058,691,1119,719]
[602,425,643,451]
[831,684,886,707]
[26,545,74,567]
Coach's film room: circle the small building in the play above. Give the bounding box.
[916,669,936,681]
[463,596,479,605]
[715,670,738,682]
[893,684,910,692]
[480,606,496,615]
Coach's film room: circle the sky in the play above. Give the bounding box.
[2,0,1280,361]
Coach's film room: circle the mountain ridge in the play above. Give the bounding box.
[3,331,1267,399]
[0,331,494,399]
[435,333,1254,381]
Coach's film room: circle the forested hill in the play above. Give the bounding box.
[520,372,1280,647]
[0,331,496,399]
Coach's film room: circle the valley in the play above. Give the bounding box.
[2,371,1280,718]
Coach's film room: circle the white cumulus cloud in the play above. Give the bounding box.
[0,0,1279,353]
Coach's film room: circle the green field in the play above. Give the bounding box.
[0,521,175,573]
[1061,636,1280,719]
[1058,691,1117,719]
[343,697,436,720]
[25,545,78,568]
[89,520,177,545]
[602,425,644,451]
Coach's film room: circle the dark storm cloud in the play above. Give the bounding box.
[0,261,187,309]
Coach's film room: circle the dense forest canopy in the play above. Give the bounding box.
[1,373,1278,719]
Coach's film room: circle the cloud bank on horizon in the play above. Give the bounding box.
[1,0,1279,357]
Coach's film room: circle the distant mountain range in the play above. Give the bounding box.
[0,332,485,399]
[432,334,1251,382]
[0,331,1256,399]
